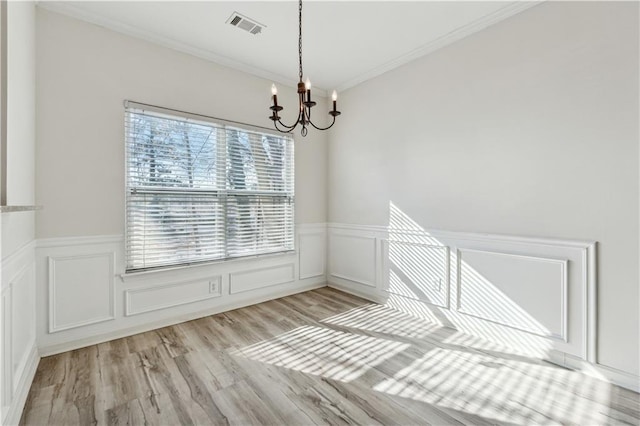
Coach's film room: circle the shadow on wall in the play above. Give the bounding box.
[229,203,627,424]
[385,201,556,358]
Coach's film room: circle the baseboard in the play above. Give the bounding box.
[595,364,640,393]
[3,343,39,426]
[330,279,639,393]
[39,281,327,357]
[327,280,385,304]
[557,353,640,393]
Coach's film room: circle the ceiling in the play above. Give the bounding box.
[39,1,540,93]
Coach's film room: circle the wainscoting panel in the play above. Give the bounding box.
[327,223,596,365]
[1,284,12,416]
[230,263,295,294]
[329,231,377,287]
[125,276,222,316]
[10,263,36,390]
[383,240,450,308]
[457,249,567,341]
[48,252,116,333]
[1,240,39,426]
[298,229,326,280]
[35,224,326,356]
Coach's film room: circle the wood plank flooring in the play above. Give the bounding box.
[20,287,640,425]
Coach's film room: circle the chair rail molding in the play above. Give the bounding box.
[35,224,328,356]
[323,223,637,390]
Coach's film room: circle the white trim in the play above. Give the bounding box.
[38,281,325,357]
[298,230,326,280]
[383,238,451,309]
[378,239,388,293]
[328,231,377,287]
[327,281,384,305]
[48,252,116,333]
[1,284,12,415]
[124,276,222,316]
[455,248,568,342]
[35,1,321,94]
[229,263,295,295]
[590,363,640,393]
[119,249,296,281]
[36,1,540,94]
[586,243,597,363]
[3,342,39,426]
[1,239,35,263]
[330,273,376,288]
[37,234,122,249]
[1,240,36,287]
[551,352,640,393]
[336,1,543,92]
[328,222,389,234]
[329,222,604,375]
[328,223,596,249]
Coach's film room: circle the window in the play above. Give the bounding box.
[125,102,294,271]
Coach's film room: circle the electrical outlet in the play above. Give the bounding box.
[209,280,220,294]
[433,278,442,292]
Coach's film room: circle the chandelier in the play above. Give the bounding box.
[269,0,341,137]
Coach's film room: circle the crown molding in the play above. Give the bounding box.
[36,1,330,95]
[36,1,541,95]
[336,1,544,92]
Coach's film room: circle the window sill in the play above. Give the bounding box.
[0,205,43,213]
[119,249,296,282]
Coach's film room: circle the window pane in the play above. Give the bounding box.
[225,129,292,193]
[226,129,253,190]
[225,194,294,257]
[126,192,225,270]
[125,106,294,272]
[127,113,219,190]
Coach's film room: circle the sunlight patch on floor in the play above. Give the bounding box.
[383,285,553,359]
[322,303,443,339]
[230,325,410,382]
[373,347,612,425]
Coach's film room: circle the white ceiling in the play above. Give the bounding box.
[39,1,540,93]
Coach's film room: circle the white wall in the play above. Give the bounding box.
[328,1,639,377]
[2,0,35,256]
[36,8,327,239]
[34,9,328,354]
[1,2,38,425]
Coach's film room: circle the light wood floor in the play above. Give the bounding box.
[21,287,640,425]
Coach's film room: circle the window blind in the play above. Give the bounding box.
[125,104,294,271]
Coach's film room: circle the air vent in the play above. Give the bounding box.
[226,12,265,35]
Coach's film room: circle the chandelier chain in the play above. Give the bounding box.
[298,0,303,82]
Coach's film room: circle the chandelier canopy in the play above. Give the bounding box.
[269,0,341,137]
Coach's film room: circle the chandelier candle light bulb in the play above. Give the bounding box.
[268,0,341,136]
[271,83,278,107]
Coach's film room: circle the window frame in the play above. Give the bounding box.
[124,100,295,273]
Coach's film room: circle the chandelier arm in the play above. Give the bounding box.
[276,106,306,130]
[275,118,299,130]
[308,116,337,131]
[272,124,293,134]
